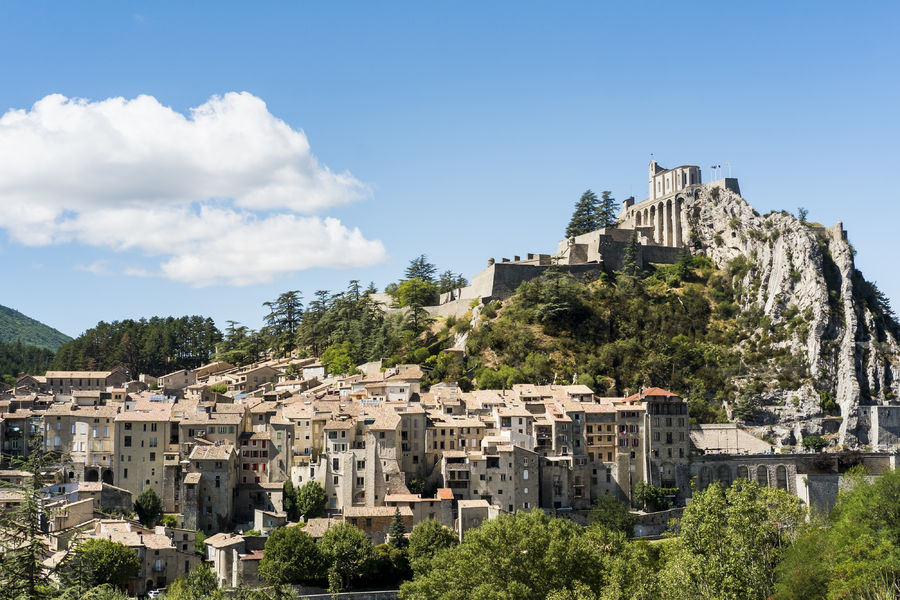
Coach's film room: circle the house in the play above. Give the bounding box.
[80,520,200,596]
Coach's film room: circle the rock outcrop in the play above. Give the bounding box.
[682,186,900,447]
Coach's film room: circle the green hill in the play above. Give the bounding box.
[0,304,72,351]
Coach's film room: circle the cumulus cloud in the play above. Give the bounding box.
[0,92,386,285]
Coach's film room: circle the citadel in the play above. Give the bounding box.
[432,161,741,315]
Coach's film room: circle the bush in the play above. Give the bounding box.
[802,435,828,452]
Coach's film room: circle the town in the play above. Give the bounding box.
[2,353,887,596]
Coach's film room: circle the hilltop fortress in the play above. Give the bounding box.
[430,161,741,316]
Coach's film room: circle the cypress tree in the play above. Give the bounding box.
[388,507,408,549]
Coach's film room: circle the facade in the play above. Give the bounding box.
[183,444,238,533]
[44,367,129,395]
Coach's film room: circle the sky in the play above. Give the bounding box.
[0,2,898,338]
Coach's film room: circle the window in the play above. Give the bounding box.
[92,427,98,438]
[124,436,132,447]
[123,468,128,478]
[124,423,132,430]
[149,452,156,461]
[215,476,220,488]
[149,437,158,447]
[333,476,338,484]
[523,469,529,480]
[151,423,158,432]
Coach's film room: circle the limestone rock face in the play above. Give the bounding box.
[681,186,900,447]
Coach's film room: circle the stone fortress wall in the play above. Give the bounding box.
[429,160,739,317]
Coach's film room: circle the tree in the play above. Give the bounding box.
[263,291,304,356]
[801,435,828,452]
[632,482,677,512]
[407,519,458,576]
[134,486,162,528]
[566,189,600,238]
[400,510,607,600]
[391,278,438,335]
[258,526,324,585]
[282,480,300,521]
[436,270,468,294]
[298,481,327,520]
[797,207,809,224]
[161,514,178,528]
[0,451,64,600]
[165,564,225,600]
[194,529,206,555]
[405,255,437,283]
[621,231,641,278]
[588,494,634,535]
[388,507,408,549]
[661,479,805,600]
[597,190,618,229]
[319,522,374,591]
[69,539,140,590]
[321,342,357,376]
[773,467,900,599]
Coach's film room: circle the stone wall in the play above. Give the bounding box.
[633,507,684,538]
[293,590,399,600]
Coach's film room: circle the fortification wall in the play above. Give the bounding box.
[488,263,606,299]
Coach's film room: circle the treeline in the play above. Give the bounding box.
[218,255,468,372]
[0,340,55,386]
[52,316,221,377]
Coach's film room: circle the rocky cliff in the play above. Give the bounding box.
[682,186,900,448]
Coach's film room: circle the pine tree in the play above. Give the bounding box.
[596,190,618,229]
[565,190,600,238]
[388,507,408,549]
[0,450,61,600]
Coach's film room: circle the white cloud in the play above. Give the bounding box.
[75,260,112,276]
[0,92,386,285]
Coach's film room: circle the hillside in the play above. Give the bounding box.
[0,304,71,351]
[459,185,900,450]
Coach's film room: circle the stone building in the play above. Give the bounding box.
[442,444,538,513]
[640,388,691,489]
[80,520,200,596]
[342,505,414,544]
[113,398,177,510]
[44,403,118,484]
[44,366,129,395]
[182,443,238,533]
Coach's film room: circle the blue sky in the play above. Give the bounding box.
[0,2,898,337]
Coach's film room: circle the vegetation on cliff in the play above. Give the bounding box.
[465,254,810,424]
